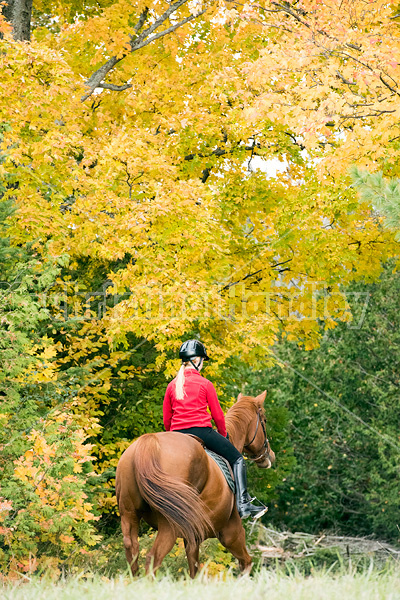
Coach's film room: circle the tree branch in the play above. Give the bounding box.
[379,73,400,97]
[97,82,133,91]
[336,70,356,85]
[82,1,206,102]
[220,258,293,292]
[131,9,207,52]
[82,56,122,101]
[270,1,310,28]
[132,7,150,36]
[131,0,190,48]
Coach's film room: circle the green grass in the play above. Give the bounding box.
[2,565,400,600]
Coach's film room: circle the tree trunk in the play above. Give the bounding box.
[2,0,33,41]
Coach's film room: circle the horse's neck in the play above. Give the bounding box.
[226,428,246,453]
[225,411,253,454]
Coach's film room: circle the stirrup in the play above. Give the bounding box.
[250,504,268,520]
[245,499,268,520]
[239,499,268,520]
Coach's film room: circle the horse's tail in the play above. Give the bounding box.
[132,433,212,550]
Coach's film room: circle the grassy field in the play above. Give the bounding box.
[2,566,400,600]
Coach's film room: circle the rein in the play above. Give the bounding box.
[243,409,271,464]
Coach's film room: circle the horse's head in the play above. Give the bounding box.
[238,390,276,469]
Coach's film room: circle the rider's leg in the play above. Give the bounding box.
[231,456,267,519]
[174,427,241,464]
[202,430,267,519]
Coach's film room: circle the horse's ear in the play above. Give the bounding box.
[237,392,243,401]
[256,390,266,405]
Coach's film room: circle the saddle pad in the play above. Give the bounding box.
[205,449,236,494]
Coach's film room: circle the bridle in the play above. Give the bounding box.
[243,408,271,464]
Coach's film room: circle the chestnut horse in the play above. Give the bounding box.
[115,391,275,577]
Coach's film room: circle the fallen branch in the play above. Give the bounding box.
[257,527,400,562]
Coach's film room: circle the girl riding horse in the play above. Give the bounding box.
[163,339,266,519]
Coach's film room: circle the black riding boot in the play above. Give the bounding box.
[232,457,268,519]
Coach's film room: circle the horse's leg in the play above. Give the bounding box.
[145,518,177,576]
[218,512,252,574]
[121,511,140,576]
[184,539,200,578]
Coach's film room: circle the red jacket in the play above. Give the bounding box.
[163,369,227,437]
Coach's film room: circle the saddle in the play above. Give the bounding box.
[187,434,236,494]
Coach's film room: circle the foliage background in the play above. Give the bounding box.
[233,264,400,543]
[1,0,400,578]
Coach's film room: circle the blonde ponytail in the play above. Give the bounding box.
[175,357,203,400]
[175,364,186,400]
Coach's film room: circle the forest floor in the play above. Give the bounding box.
[1,527,399,599]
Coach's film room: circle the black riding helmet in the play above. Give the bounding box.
[179,340,210,362]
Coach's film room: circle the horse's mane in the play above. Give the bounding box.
[225,396,260,440]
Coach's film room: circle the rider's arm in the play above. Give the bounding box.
[206,381,227,437]
[163,384,173,431]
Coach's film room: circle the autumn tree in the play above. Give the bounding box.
[2,0,397,364]
[1,0,398,477]
[242,0,400,173]
[1,0,399,570]
[0,200,100,576]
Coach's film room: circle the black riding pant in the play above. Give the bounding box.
[174,426,242,467]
